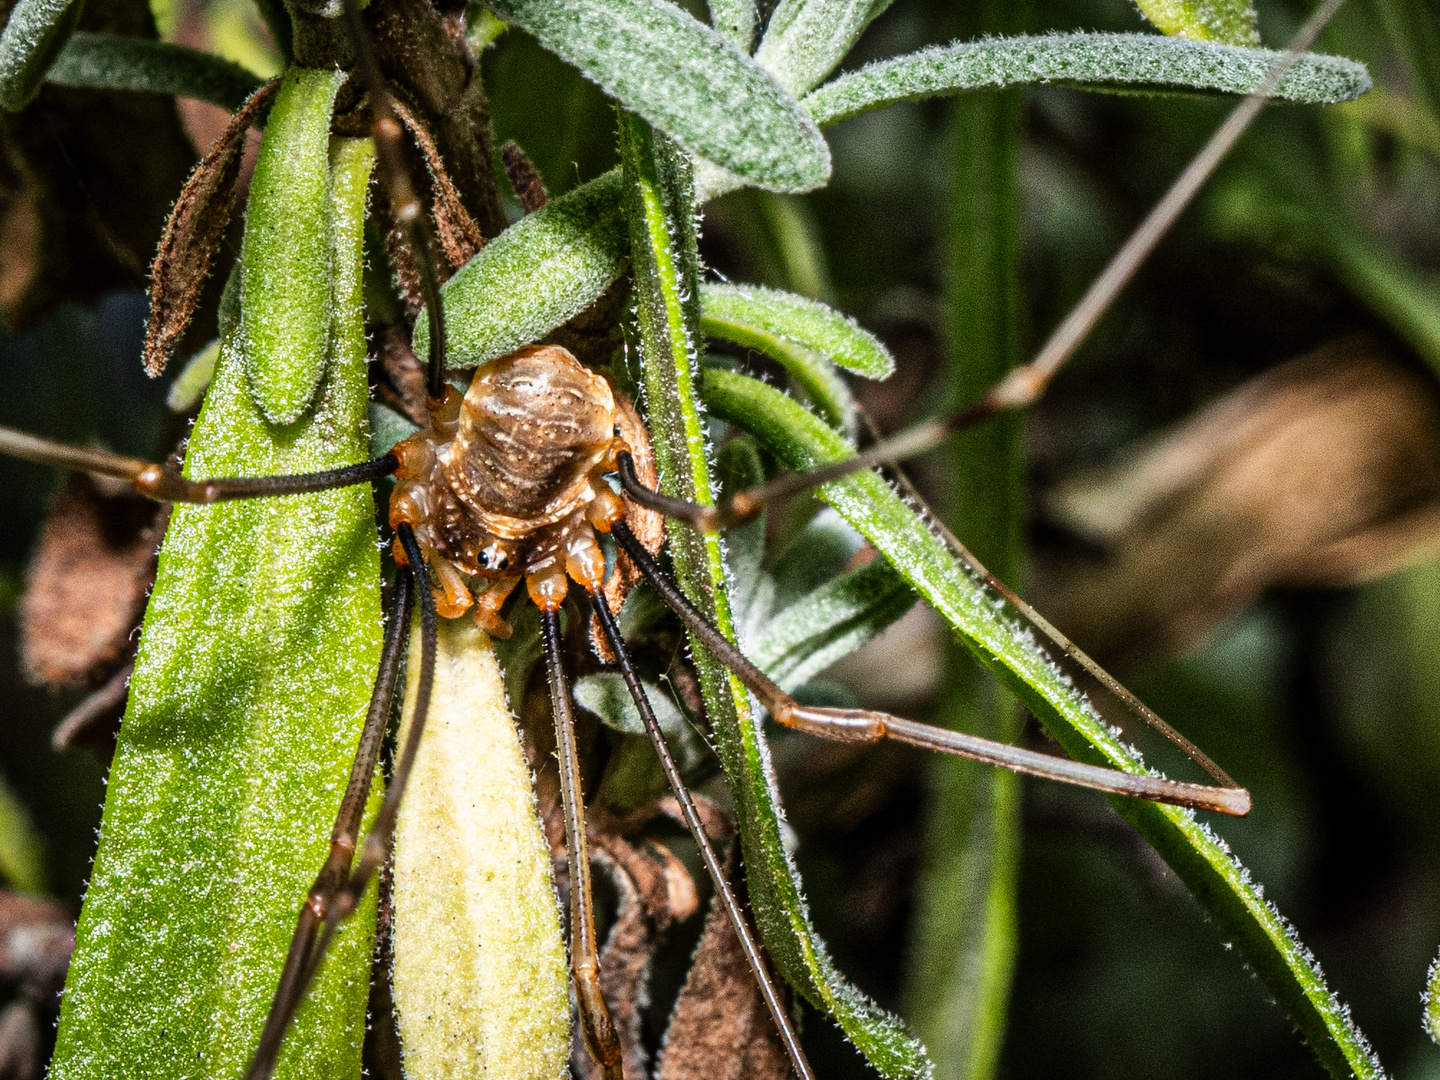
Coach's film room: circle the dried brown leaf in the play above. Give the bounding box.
[657,849,790,1080]
[49,660,130,758]
[143,79,278,377]
[501,140,548,213]
[0,1002,39,1080]
[592,392,665,662]
[1044,336,1440,664]
[391,96,484,272]
[0,889,72,995]
[376,323,429,425]
[21,474,166,688]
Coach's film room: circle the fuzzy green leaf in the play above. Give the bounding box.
[803,32,1370,126]
[747,557,914,690]
[46,32,264,110]
[1426,955,1440,1044]
[241,67,344,426]
[51,138,382,1080]
[704,367,1388,1080]
[753,0,894,97]
[486,0,830,192]
[0,0,84,111]
[620,111,929,1079]
[700,283,891,437]
[1134,0,1258,46]
[414,169,628,368]
[706,0,756,50]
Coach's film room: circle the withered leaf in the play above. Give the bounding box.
[1044,336,1440,665]
[0,889,72,995]
[391,95,484,272]
[49,659,130,757]
[501,139,548,213]
[0,1002,39,1080]
[21,473,166,688]
[657,848,790,1080]
[376,323,429,426]
[143,78,277,376]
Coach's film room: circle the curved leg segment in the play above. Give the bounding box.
[243,523,438,1080]
[540,607,624,1080]
[610,521,1250,818]
[588,588,815,1080]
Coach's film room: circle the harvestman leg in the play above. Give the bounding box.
[244,522,439,1080]
[610,520,1250,817]
[588,589,816,1080]
[540,607,625,1080]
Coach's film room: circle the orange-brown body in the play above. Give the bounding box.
[388,345,657,632]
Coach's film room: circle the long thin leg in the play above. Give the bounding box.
[628,0,1346,532]
[0,424,398,502]
[588,589,815,1080]
[541,607,624,1080]
[243,523,438,1080]
[611,522,1250,817]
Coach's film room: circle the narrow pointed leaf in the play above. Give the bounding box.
[753,0,894,97]
[486,0,830,192]
[241,66,345,426]
[803,33,1370,127]
[51,138,382,1080]
[391,619,570,1080]
[704,368,1388,1080]
[701,283,891,438]
[1134,0,1258,46]
[748,557,914,690]
[47,32,264,110]
[620,112,929,1079]
[0,0,83,111]
[413,169,628,368]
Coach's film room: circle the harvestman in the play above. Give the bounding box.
[0,1,1349,1077]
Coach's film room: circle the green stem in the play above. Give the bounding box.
[904,72,1025,1080]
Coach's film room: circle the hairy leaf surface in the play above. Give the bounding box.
[414,169,627,367]
[47,31,263,109]
[803,32,1370,126]
[486,0,830,191]
[51,138,381,1080]
[704,368,1388,1080]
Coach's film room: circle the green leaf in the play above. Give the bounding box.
[51,138,382,1080]
[0,772,46,894]
[706,0,756,51]
[703,368,1388,1080]
[700,282,892,436]
[803,33,1371,127]
[747,557,914,690]
[485,0,830,192]
[1133,0,1258,46]
[167,338,221,413]
[46,32,264,111]
[906,68,1024,1080]
[753,0,895,97]
[1426,954,1440,1044]
[0,0,84,111]
[241,66,345,426]
[414,169,628,368]
[619,110,930,1080]
[368,400,418,458]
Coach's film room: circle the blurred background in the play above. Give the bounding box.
[4,0,1440,1077]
